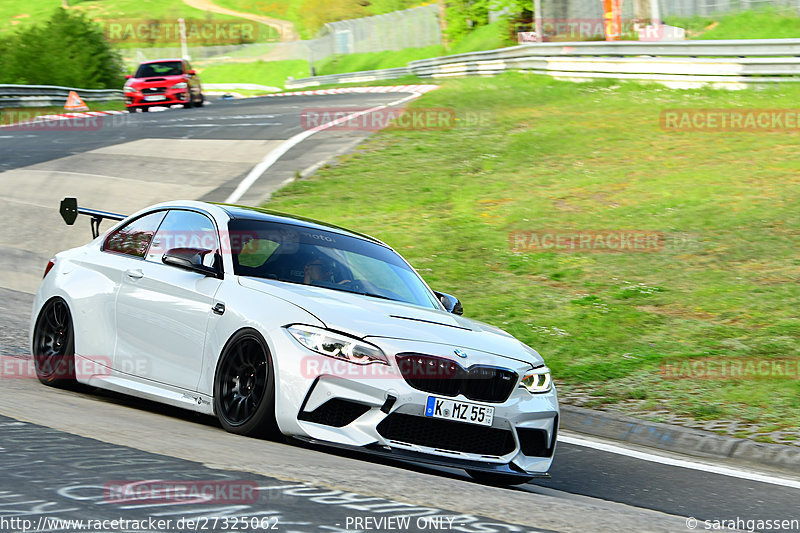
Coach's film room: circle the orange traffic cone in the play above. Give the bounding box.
[64,91,89,112]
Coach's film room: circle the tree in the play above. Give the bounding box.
[0,8,124,89]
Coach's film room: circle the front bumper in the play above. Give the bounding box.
[272,332,559,476]
[125,89,190,107]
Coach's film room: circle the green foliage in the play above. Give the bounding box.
[448,18,512,54]
[445,0,492,42]
[0,8,124,88]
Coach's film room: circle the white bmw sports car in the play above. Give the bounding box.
[31,198,559,485]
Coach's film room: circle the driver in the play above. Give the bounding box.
[303,257,334,284]
[303,255,352,286]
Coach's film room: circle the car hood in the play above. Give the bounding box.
[239,277,543,367]
[127,75,186,86]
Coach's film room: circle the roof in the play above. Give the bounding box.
[139,58,185,64]
[215,204,386,247]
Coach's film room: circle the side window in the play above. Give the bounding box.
[146,210,219,265]
[103,211,166,258]
[237,238,280,268]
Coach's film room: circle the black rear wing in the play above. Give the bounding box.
[60,197,127,239]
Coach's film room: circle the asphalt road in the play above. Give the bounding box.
[0,94,392,293]
[1,93,799,532]
[0,413,555,533]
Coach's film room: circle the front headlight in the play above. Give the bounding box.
[521,366,552,393]
[172,82,188,89]
[287,324,388,365]
[123,85,137,93]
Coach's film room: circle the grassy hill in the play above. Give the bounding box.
[212,0,425,39]
[0,0,429,41]
[266,73,800,440]
[0,0,279,43]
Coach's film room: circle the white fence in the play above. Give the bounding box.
[285,38,800,90]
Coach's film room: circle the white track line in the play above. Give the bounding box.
[560,433,800,490]
[224,92,423,204]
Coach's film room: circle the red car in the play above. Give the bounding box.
[124,58,204,112]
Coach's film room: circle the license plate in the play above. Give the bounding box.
[144,95,166,101]
[425,396,494,427]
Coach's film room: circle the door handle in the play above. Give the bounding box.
[125,269,144,280]
[212,303,225,315]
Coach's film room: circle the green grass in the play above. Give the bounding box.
[264,73,800,429]
[0,0,279,44]
[212,0,311,38]
[198,59,310,88]
[315,46,445,76]
[448,19,513,54]
[213,0,424,39]
[666,7,800,39]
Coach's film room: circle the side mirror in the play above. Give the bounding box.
[125,74,132,79]
[434,291,463,315]
[163,248,221,278]
[188,69,197,75]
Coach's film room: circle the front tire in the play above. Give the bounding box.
[214,329,279,438]
[31,297,76,387]
[466,470,534,487]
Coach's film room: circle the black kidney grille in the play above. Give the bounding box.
[395,353,518,403]
[377,413,516,456]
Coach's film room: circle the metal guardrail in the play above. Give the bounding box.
[0,85,123,109]
[285,39,800,90]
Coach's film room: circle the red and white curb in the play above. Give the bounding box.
[0,110,127,129]
[259,85,439,98]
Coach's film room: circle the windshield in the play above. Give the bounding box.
[134,61,183,78]
[228,219,440,309]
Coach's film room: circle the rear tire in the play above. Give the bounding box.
[214,329,280,438]
[31,297,76,387]
[466,470,534,487]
